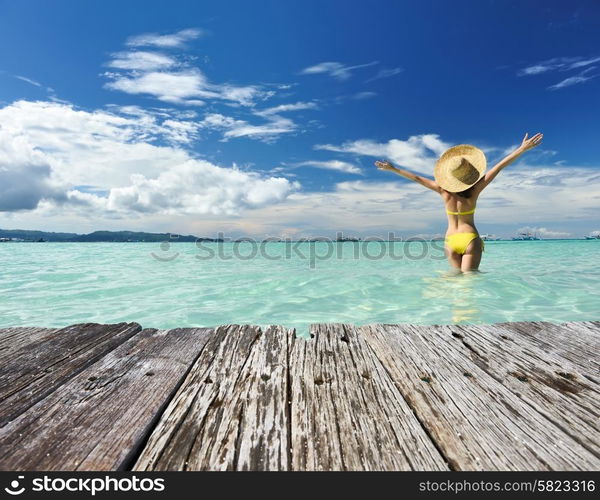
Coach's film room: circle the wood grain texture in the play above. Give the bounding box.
[0,323,141,427]
[133,325,290,471]
[0,327,59,357]
[288,323,448,471]
[429,324,600,457]
[0,327,213,471]
[496,321,599,382]
[359,323,599,471]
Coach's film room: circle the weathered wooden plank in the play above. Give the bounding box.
[0,323,141,427]
[432,323,600,457]
[289,323,449,471]
[360,323,600,471]
[0,327,213,471]
[133,324,289,471]
[584,320,600,332]
[0,327,59,358]
[1,321,598,472]
[495,321,599,381]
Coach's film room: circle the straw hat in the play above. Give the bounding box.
[434,145,486,192]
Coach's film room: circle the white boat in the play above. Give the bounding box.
[480,234,501,241]
[585,232,600,240]
[512,231,542,241]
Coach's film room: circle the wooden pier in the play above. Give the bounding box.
[0,321,598,471]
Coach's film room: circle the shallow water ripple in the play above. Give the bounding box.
[1,241,599,335]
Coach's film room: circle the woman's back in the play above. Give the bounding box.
[441,185,480,234]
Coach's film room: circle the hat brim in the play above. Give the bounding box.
[434,144,487,192]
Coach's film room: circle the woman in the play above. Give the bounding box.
[375,132,543,272]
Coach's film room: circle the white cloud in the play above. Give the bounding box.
[365,67,403,82]
[104,29,312,137]
[254,101,318,116]
[159,119,201,144]
[14,75,43,87]
[351,91,377,100]
[12,75,55,94]
[192,101,318,142]
[548,72,596,90]
[107,51,177,71]
[105,30,271,107]
[105,68,269,107]
[198,99,319,142]
[300,61,378,80]
[518,56,600,76]
[105,161,298,215]
[518,55,599,90]
[570,57,600,69]
[105,69,215,105]
[315,134,451,174]
[0,100,298,215]
[126,28,203,48]
[198,112,297,142]
[295,160,362,175]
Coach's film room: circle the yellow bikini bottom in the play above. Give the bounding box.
[445,233,484,255]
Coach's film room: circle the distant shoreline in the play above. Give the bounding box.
[2,238,598,244]
[1,228,598,243]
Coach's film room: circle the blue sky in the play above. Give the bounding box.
[0,0,599,238]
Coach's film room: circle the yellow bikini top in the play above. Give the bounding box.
[446,206,476,216]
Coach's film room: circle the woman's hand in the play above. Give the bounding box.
[518,132,543,152]
[375,160,396,171]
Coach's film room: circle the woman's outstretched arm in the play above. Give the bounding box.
[479,132,543,190]
[375,160,441,192]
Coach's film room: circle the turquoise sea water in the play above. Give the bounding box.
[1,240,598,335]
